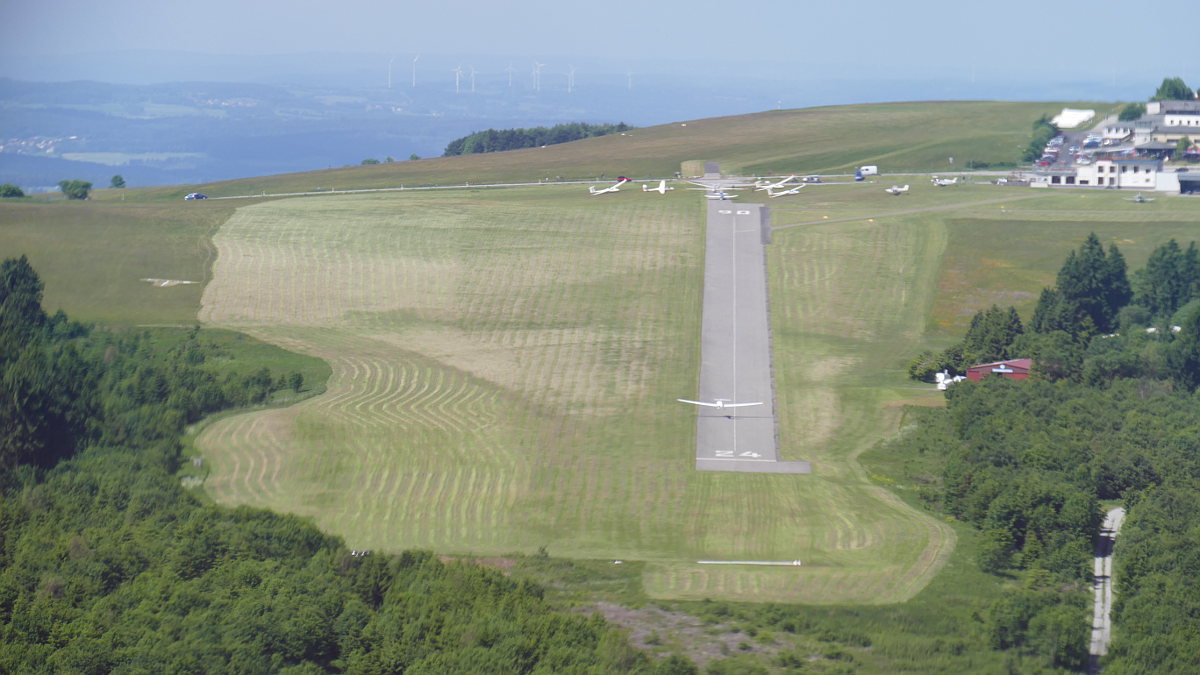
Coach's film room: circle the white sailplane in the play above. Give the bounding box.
[642,179,674,194]
[677,398,763,409]
[588,177,631,195]
[765,185,805,198]
[885,184,910,195]
[754,175,797,191]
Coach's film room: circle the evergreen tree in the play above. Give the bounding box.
[1132,239,1200,319]
[961,305,1024,365]
[1151,76,1193,101]
[1052,234,1129,334]
[0,255,48,360]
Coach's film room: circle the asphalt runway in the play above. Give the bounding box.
[690,199,811,474]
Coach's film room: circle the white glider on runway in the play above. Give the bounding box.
[765,185,805,198]
[754,175,797,191]
[642,179,675,194]
[589,177,631,195]
[677,398,763,409]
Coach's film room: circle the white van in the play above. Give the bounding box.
[859,165,879,176]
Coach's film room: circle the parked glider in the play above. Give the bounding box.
[588,177,631,195]
[885,184,910,195]
[642,179,674,194]
[766,185,805,198]
[754,175,797,191]
[677,398,763,409]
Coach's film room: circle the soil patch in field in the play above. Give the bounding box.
[586,601,783,667]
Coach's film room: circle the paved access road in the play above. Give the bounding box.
[691,200,810,474]
[1089,506,1125,674]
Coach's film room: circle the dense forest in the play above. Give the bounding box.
[442,122,632,157]
[0,256,690,673]
[893,235,1200,672]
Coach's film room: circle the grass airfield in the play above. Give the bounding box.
[195,178,1200,604]
[5,99,1200,605]
[188,185,952,603]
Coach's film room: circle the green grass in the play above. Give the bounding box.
[0,199,236,324]
[5,99,1198,609]
[187,185,953,604]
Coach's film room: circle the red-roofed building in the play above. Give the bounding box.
[966,358,1033,382]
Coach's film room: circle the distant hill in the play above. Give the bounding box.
[128,100,1107,200]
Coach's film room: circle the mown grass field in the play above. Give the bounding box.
[5,100,1198,606]
[188,185,951,603]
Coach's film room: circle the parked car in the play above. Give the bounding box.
[184,193,208,200]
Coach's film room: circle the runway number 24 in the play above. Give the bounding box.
[716,450,762,458]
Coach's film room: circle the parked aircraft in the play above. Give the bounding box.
[588,177,631,195]
[1124,192,1155,203]
[931,176,959,186]
[677,398,763,409]
[754,175,797,191]
[642,180,674,194]
[687,184,739,200]
[885,184,910,195]
[766,185,805,198]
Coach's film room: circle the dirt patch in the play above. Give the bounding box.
[585,601,783,667]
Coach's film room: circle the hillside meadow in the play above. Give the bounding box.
[82,100,1106,202]
[4,100,1197,609]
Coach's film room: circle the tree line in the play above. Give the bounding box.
[910,233,1200,389]
[0,256,692,673]
[443,122,632,156]
[893,236,1200,671]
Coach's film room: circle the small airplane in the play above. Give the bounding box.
[931,176,958,186]
[686,185,739,200]
[1124,192,1155,203]
[677,398,763,409]
[754,175,797,192]
[766,185,805,198]
[588,177,631,195]
[642,180,675,194]
[885,184,910,195]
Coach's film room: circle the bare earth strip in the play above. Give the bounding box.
[196,188,954,603]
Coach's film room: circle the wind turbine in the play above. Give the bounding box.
[469,66,476,93]
[452,65,463,94]
[532,61,545,92]
[505,62,515,88]
[567,65,576,93]
[627,70,632,90]
[387,55,396,89]
[411,54,420,88]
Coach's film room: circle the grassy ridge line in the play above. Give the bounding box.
[88,101,1094,202]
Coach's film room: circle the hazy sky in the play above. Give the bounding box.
[2,0,1197,90]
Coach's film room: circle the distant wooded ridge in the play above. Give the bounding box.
[442,122,633,156]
